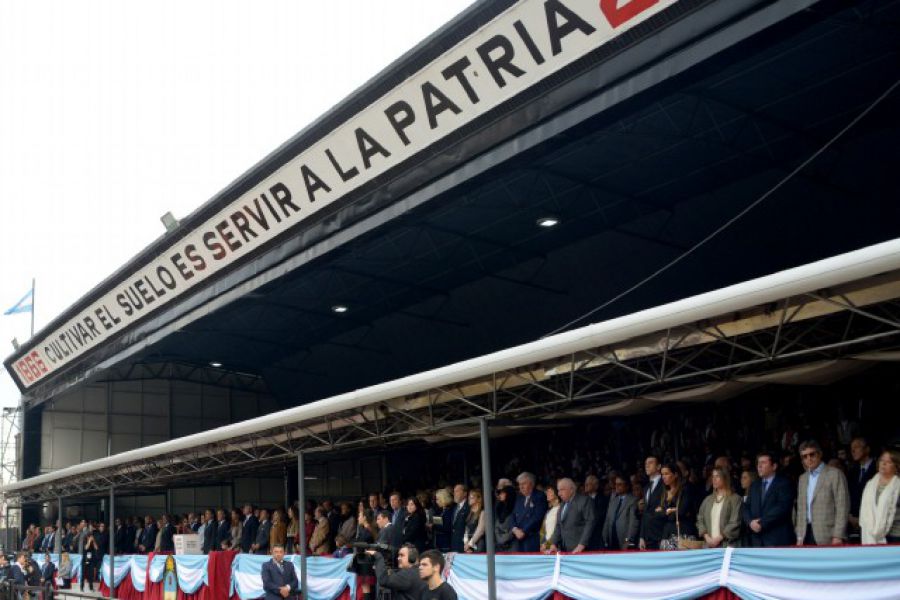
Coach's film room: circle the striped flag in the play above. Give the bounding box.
[3,288,33,315]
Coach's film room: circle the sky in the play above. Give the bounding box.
[0,0,474,409]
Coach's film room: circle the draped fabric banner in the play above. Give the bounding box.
[101,554,134,588]
[446,546,900,600]
[230,554,355,600]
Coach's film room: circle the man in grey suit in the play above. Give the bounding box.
[796,440,850,546]
[549,478,595,553]
[602,475,639,550]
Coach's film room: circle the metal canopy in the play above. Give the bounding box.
[6,239,900,503]
[16,0,900,409]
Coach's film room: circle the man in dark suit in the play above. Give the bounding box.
[94,522,110,562]
[241,505,259,553]
[125,518,136,553]
[214,509,230,551]
[449,484,469,553]
[602,475,640,550]
[742,451,795,547]
[584,475,610,550]
[114,519,129,555]
[511,472,548,552]
[848,436,877,536]
[254,509,272,555]
[139,515,158,553]
[261,544,299,600]
[159,515,176,553]
[388,492,408,551]
[639,455,666,550]
[375,511,394,546]
[550,478,595,553]
[202,509,216,554]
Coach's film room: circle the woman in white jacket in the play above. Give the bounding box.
[859,449,900,544]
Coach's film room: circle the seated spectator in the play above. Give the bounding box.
[697,466,742,548]
[796,440,850,546]
[860,449,900,544]
[540,484,560,551]
[463,489,486,553]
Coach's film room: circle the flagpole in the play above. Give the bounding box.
[30,278,35,339]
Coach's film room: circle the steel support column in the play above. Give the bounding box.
[479,418,496,600]
[297,453,308,600]
[108,486,115,600]
[55,497,62,554]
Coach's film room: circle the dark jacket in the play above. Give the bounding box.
[159,524,175,553]
[742,474,795,547]
[261,558,299,600]
[40,561,56,582]
[255,519,273,554]
[202,521,216,554]
[401,511,427,553]
[639,477,666,548]
[450,502,469,553]
[241,515,259,553]
[588,494,609,550]
[373,553,425,600]
[215,519,231,550]
[433,505,455,551]
[140,523,158,552]
[848,459,878,517]
[510,491,548,552]
[115,526,129,554]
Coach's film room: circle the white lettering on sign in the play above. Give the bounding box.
[8,0,677,389]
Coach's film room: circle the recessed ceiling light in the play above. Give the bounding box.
[209,361,223,368]
[332,304,349,314]
[537,216,559,228]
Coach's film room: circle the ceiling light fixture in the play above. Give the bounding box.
[209,361,223,368]
[332,304,349,314]
[536,216,560,228]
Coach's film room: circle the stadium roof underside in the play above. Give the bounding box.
[6,239,900,503]
[8,0,900,410]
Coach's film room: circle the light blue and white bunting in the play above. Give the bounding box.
[174,554,209,594]
[230,554,355,600]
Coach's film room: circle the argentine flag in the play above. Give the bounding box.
[4,288,33,315]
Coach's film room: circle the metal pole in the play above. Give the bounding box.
[30,278,35,339]
[479,418,496,600]
[55,497,62,554]
[297,453,308,600]
[108,486,115,600]
[283,465,289,510]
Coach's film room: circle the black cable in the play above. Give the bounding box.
[544,76,900,338]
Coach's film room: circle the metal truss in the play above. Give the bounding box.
[98,360,269,394]
[9,273,900,504]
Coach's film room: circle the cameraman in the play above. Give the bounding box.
[369,543,424,600]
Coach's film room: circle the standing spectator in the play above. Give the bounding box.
[602,475,639,550]
[493,485,516,552]
[375,511,393,545]
[138,515,157,554]
[431,489,454,551]
[388,493,407,551]
[510,472,547,552]
[859,449,900,544]
[356,509,377,544]
[214,509,230,551]
[743,451,795,547]
[549,478,595,553]
[39,553,55,600]
[114,518,128,555]
[57,552,73,589]
[94,522,109,564]
[583,475,609,550]
[540,484,560,551]
[402,498,428,553]
[740,470,758,502]
[324,501,341,549]
[230,509,243,551]
[81,532,98,591]
[285,505,299,554]
[449,485,469,553]
[241,505,259,554]
[639,455,665,550]
[270,510,288,553]
[201,509,216,554]
[196,513,207,549]
[796,440,850,546]
[848,437,878,536]
[658,464,697,546]
[254,509,272,555]
[160,515,175,553]
[304,510,316,550]
[463,490,486,553]
[697,467,742,548]
[309,507,331,556]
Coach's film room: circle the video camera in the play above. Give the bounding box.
[348,542,395,574]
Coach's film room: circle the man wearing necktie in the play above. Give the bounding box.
[511,472,548,552]
[550,478,595,553]
[602,476,639,550]
[261,545,299,600]
[741,451,795,547]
